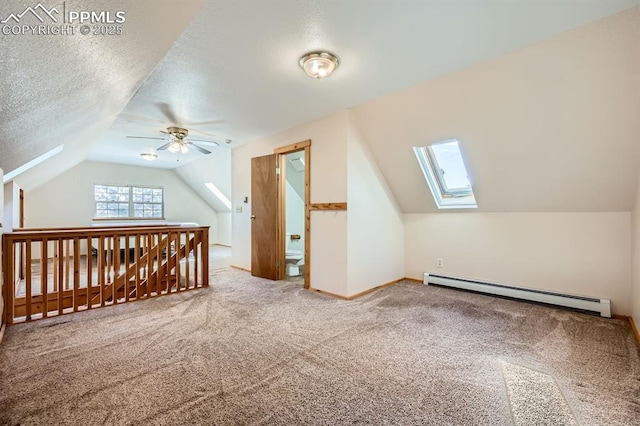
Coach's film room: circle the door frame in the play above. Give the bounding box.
[274,140,311,289]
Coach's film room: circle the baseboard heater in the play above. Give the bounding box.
[424,273,611,318]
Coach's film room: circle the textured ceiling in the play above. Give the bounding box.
[1,0,639,213]
[89,0,640,170]
[0,0,206,188]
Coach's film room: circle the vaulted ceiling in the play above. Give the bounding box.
[1,0,639,213]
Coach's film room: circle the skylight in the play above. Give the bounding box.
[413,139,477,209]
[204,182,232,210]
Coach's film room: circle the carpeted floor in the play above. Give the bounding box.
[1,247,639,425]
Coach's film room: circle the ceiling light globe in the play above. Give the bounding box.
[299,51,339,79]
[168,142,182,153]
[140,153,158,161]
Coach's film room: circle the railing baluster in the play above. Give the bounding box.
[65,239,71,292]
[3,237,15,324]
[203,229,209,287]
[194,232,199,288]
[135,234,141,300]
[25,242,32,321]
[99,235,106,307]
[87,236,92,310]
[57,239,64,315]
[125,235,130,302]
[42,239,48,318]
[185,231,191,290]
[176,232,181,293]
[157,233,163,296]
[146,233,153,298]
[53,241,59,297]
[73,238,80,312]
[113,234,120,305]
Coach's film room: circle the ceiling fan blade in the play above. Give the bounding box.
[156,142,174,151]
[119,113,165,125]
[127,136,167,140]
[187,142,212,155]
[188,138,220,146]
[182,119,229,126]
[157,103,181,125]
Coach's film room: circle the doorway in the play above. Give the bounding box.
[282,151,306,284]
[250,140,311,288]
[275,140,310,288]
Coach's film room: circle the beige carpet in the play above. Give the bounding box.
[1,247,639,425]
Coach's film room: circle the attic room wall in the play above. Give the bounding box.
[632,171,640,323]
[405,213,632,315]
[173,151,233,246]
[25,161,220,243]
[3,181,21,231]
[0,167,4,329]
[350,7,640,214]
[347,116,404,296]
[232,111,348,296]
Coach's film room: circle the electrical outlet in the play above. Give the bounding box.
[436,258,444,268]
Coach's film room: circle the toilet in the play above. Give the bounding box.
[285,233,304,276]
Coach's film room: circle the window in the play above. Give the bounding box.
[94,184,164,219]
[413,139,477,209]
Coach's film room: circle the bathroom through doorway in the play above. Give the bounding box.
[275,140,310,288]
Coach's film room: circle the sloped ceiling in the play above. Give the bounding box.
[2,0,640,213]
[351,7,640,213]
[0,0,205,190]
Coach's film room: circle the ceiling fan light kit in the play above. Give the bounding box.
[299,51,339,79]
[168,141,190,154]
[128,126,219,159]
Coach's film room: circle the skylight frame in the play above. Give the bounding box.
[413,139,477,209]
[204,182,232,210]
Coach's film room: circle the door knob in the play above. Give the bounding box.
[250,215,256,220]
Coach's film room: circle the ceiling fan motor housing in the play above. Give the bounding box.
[167,126,189,139]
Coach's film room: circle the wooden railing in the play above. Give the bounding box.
[1,225,209,325]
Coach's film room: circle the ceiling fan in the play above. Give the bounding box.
[127,126,220,155]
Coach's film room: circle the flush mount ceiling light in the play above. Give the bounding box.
[299,51,340,79]
[140,152,158,161]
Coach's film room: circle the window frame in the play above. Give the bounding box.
[94,184,165,220]
[413,139,477,209]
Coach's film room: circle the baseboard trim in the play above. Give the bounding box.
[230,265,251,273]
[403,277,423,284]
[612,314,640,348]
[0,323,6,345]
[308,277,412,301]
[307,287,349,300]
[214,243,232,248]
[629,316,640,348]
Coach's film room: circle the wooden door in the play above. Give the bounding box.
[251,154,279,280]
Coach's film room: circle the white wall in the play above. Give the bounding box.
[232,111,348,295]
[347,117,405,296]
[3,181,21,231]
[632,171,640,323]
[217,213,232,246]
[350,8,640,214]
[25,161,220,242]
[174,149,233,244]
[405,212,632,315]
[0,167,4,329]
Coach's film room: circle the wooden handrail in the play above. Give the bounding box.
[2,225,210,325]
[3,225,208,242]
